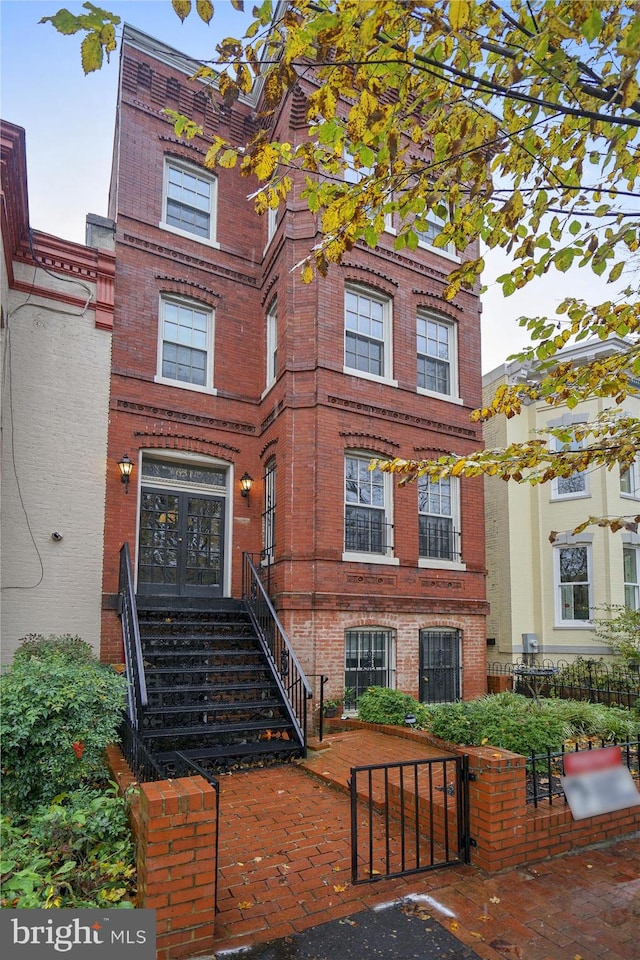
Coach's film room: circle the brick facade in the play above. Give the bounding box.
[102,26,488,697]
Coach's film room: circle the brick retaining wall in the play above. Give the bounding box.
[107,747,218,960]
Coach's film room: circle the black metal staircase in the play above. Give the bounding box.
[134,599,304,775]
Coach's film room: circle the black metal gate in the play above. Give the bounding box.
[350,755,471,884]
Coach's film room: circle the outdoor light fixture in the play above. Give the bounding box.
[240,472,253,500]
[118,454,134,493]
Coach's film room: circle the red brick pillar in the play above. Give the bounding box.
[462,745,528,872]
[137,777,218,960]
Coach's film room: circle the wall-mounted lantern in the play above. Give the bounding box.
[118,454,134,494]
[240,472,253,502]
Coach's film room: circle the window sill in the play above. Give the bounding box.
[550,491,591,502]
[154,375,217,396]
[553,622,595,630]
[620,492,640,501]
[417,240,460,263]
[343,367,399,388]
[418,558,467,571]
[417,387,464,405]
[158,222,220,249]
[342,552,400,565]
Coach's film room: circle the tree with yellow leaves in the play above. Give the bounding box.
[43,0,640,532]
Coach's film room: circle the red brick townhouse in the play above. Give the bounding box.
[101,25,488,721]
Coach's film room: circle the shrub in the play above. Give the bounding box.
[425,693,637,756]
[357,686,430,727]
[1,637,127,814]
[13,633,95,665]
[1,785,136,908]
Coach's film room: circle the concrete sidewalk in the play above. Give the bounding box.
[211,730,640,960]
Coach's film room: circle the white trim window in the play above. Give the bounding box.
[266,298,278,389]
[551,437,588,499]
[418,475,461,563]
[344,286,394,383]
[266,205,278,248]
[161,158,218,244]
[417,314,459,400]
[344,454,394,559]
[555,544,592,624]
[624,545,640,610]
[415,207,457,259]
[157,296,214,391]
[621,460,640,499]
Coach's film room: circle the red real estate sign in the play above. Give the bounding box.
[561,746,640,820]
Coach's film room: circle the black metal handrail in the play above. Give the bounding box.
[242,552,312,750]
[118,542,147,729]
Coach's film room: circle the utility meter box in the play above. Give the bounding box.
[522,633,539,655]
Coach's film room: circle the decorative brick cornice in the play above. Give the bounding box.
[114,398,255,434]
[122,232,258,286]
[155,275,221,303]
[329,395,479,440]
[133,432,240,457]
[1,121,115,330]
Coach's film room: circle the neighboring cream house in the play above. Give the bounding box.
[483,337,639,663]
[0,121,115,662]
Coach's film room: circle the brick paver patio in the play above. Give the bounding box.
[212,730,640,960]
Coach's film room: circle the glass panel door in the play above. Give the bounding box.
[138,488,224,597]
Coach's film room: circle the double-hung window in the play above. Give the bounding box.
[621,460,640,498]
[624,545,640,611]
[161,158,217,244]
[266,298,278,389]
[418,476,461,563]
[157,296,214,391]
[415,207,457,258]
[555,544,592,624]
[417,314,459,400]
[344,454,393,558]
[345,287,393,382]
[551,437,588,499]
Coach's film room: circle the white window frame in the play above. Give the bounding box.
[416,313,462,403]
[415,207,458,261]
[417,475,466,570]
[343,149,393,232]
[624,544,640,611]
[155,295,216,395]
[265,298,278,391]
[343,453,398,564]
[160,157,219,247]
[554,543,593,626]
[551,436,589,500]
[344,286,397,386]
[621,460,640,499]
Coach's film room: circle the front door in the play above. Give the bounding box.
[419,629,461,703]
[138,488,225,597]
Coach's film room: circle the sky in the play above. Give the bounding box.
[0,0,629,374]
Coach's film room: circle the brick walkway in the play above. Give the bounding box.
[212,730,640,960]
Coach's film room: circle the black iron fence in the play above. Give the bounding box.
[489,658,640,711]
[528,736,640,807]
